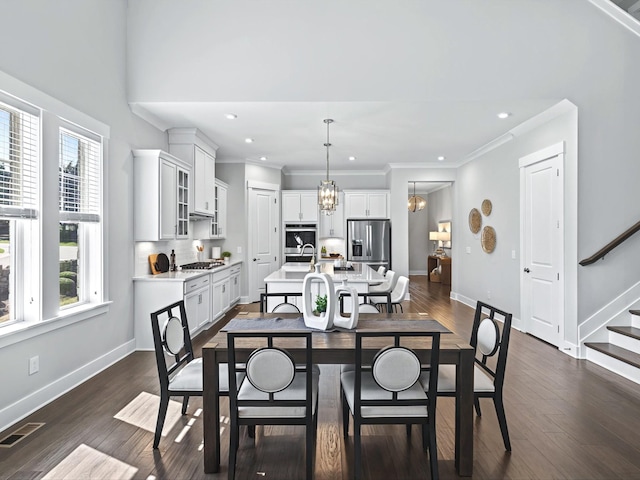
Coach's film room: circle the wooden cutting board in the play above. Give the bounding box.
[148,254,161,275]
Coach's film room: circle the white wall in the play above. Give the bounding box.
[284,172,387,190]
[408,205,429,274]
[454,107,578,343]
[0,0,166,430]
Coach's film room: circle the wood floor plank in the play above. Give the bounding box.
[3,277,640,479]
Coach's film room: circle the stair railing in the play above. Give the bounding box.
[579,220,640,266]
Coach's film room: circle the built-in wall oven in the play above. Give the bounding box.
[284,224,317,262]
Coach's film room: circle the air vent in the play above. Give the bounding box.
[0,422,45,448]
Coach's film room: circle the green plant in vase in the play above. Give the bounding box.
[314,294,327,315]
[221,251,231,264]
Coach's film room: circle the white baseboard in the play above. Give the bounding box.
[449,291,523,331]
[0,339,136,433]
[409,270,428,276]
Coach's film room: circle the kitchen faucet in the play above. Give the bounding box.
[301,243,316,270]
[301,243,315,259]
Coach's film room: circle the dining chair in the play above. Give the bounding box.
[227,331,319,480]
[357,302,380,313]
[271,302,301,313]
[369,275,409,313]
[149,300,244,449]
[376,265,387,276]
[420,300,513,451]
[340,331,441,480]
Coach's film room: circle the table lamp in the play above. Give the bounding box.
[429,231,439,254]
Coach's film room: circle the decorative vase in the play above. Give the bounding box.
[333,280,359,330]
[301,272,335,331]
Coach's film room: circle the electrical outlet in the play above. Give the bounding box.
[237,246,242,254]
[466,246,471,254]
[29,356,39,375]
[512,250,516,259]
[487,290,491,300]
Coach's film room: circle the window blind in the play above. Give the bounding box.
[58,126,101,223]
[0,100,39,219]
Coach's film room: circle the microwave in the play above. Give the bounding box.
[284,224,317,254]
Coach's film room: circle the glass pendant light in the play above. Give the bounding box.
[408,182,426,212]
[318,118,338,215]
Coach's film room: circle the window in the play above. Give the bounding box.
[58,126,101,308]
[0,99,39,325]
[0,74,107,334]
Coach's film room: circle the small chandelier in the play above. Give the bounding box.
[318,118,338,215]
[408,182,426,212]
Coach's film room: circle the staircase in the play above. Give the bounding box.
[585,310,640,384]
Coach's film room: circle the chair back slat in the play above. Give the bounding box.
[354,331,440,418]
[150,300,194,390]
[470,301,513,391]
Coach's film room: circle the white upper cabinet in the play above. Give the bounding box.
[133,149,190,241]
[168,128,218,217]
[193,178,228,239]
[282,191,318,222]
[319,192,344,238]
[344,190,389,219]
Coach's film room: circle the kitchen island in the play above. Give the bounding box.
[263,262,386,312]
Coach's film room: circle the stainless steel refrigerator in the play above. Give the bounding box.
[346,219,391,270]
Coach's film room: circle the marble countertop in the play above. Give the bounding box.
[264,262,385,284]
[133,259,242,282]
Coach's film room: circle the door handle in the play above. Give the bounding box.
[253,258,257,261]
[524,268,530,273]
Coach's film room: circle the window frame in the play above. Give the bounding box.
[0,70,110,345]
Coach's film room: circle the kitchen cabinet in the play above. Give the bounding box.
[193,179,228,239]
[319,191,344,238]
[344,190,389,219]
[168,127,218,217]
[212,268,231,321]
[133,149,190,241]
[133,272,209,350]
[230,264,241,304]
[184,275,211,332]
[282,191,318,222]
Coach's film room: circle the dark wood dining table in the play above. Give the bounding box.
[202,312,475,476]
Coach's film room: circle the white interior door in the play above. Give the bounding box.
[520,144,564,347]
[248,186,279,302]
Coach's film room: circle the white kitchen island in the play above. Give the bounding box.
[263,262,386,312]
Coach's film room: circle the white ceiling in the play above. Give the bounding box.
[134,99,557,173]
[126,1,600,173]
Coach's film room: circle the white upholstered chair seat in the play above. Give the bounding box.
[237,371,319,418]
[420,364,495,394]
[170,359,244,393]
[341,371,429,418]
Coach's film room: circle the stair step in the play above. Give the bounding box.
[585,342,640,369]
[630,310,640,316]
[607,326,640,341]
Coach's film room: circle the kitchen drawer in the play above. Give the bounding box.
[230,265,241,275]
[212,269,231,282]
[184,275,210,294]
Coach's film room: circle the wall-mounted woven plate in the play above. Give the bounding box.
[481,226,496,253]
[481,199,492,216]
[469,208,482,234]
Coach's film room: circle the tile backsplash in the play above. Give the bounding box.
[135,239,224,276]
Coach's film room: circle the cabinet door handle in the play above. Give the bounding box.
[223,285,226,293]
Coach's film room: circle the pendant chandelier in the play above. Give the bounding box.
[318,118,339,215]
[408,182,426,212]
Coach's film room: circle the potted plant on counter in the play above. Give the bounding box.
[222,251,232,264]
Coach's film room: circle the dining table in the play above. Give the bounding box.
[201,312,475,476]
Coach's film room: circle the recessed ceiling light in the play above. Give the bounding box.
[497,112,511,119]
[348,156,356,161]
[437,156,446,161]
[245,138,254,143]
[225,113,237,120]
[259,156,267,161]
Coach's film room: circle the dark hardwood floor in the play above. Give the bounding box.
[3,276,640,479]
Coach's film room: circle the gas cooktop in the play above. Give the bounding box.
[180,261,225,270]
